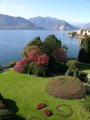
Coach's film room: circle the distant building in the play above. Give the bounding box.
[77,29,90,36]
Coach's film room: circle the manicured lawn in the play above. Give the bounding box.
[0,70,89,120]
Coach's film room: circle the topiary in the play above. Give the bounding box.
[43,109,52,116]
[46,76,86,99]
[35,103,47,110]
[56,104,73,118]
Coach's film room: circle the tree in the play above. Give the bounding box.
[41,35,61,56]
[52,48,67,62]
[78,36,90,63]
[27,36,41,46]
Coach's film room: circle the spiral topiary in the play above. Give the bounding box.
[46,76,86,99]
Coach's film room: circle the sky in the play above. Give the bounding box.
[0,0,90,22]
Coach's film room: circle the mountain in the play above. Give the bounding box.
[29,16,77,30]
[0,14,37,29]
[70,22,90,29]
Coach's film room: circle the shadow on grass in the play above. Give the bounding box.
[3,98,26,119]
[13,114,26,120]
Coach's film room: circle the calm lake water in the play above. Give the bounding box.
[0,30,80,65]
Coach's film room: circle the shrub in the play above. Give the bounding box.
[0,65,3,71]
[43,109,52,116]
[28,50,40,62]
[35,103,47,110]
[56,104,73,118]
[0,101,5,109]
[78,72,87,82]
[0,109,13,120]
[37,54,49,66]
[13,58,29,73]
[9,61,16,68]
[23,46,40,57]
[52,48,67,62]
[46,76,86,99]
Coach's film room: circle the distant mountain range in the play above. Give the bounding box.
[0,14,76,30]
[70,22,90,29]
[0,14,90,30]
[0,14,37,29]
[29,16,77,30]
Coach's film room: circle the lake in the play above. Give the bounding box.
[0,30,80,65]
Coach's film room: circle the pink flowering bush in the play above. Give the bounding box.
[14,35,68,76]
[13,58,28,73]
[37,54,49,66]
[27,50,40,62]
[46,76,86,99]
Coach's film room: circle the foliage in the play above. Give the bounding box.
[28,50,40,62]
[9,61,16,68]
[27,36,41,47]
[23,46,39,57]
[40,35,61,56]
[43,109,52,116]
[35,103,47,110]
[0,65,3,71]
[0,109,13,120]
[13,58,29,73]
[37,54,49,66]
[52,48,67,62]
[78,71,87,82]
[28,62,47,76]
[56,104,73,118]
[14,35,67,76]
[65,60,79,77]
[78,36,90,63]
[46,76,86,99]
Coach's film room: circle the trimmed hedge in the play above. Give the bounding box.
[56,104,73,118]
[46,76,86,99]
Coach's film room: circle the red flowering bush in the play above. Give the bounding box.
[43,109,52,116]
[23,45,39,57]
[13,58,28,73]
[52,48,67,62]
[46,76,86,99]
[28,50,40,62]
[37,54,49,66]
[35,103,47,110]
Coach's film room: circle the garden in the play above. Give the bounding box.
[0,35,90,120]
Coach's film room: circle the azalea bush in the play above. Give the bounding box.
[14,35,67,76]
[46,76,86,99]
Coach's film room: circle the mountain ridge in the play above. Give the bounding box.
[0,14,78,30]
[29,16,77,30]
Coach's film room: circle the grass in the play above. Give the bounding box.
[0,70,90,120]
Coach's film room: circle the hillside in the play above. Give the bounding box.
[29,16,76,30]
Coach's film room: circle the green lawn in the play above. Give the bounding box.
[0,70,89,120]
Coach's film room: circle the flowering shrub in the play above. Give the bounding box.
[28,50,40,62]
[43,109,52,116]
[52,48,67,62]
[35,103,47,110]
[13,58,28,73]
[37,54,49,66]
[23,45,39,57]
[46,76,86,99]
